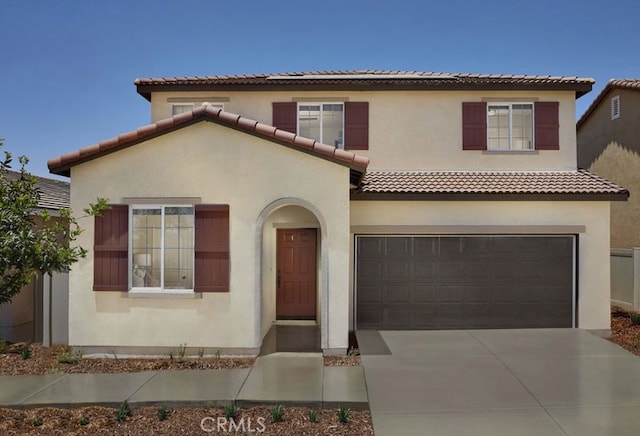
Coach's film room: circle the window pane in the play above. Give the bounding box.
[298,105,321,142]
[172,104,194,115]
[163,206,194,289]
[512,104,533,150]
[322,103,344,148]
[487,105,509,150]
[132,208,161,288]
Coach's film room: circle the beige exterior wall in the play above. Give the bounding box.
[349,200,611,330]
[151,90,578,171]
[590,142,640,248]
[69,122,351,353]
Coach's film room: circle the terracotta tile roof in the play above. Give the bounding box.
[578,79,640,128]
[4,170,70,210]
[48,106,369,178]
[352,170,628,200]
[135,70,594,100]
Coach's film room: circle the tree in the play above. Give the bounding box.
[0,140,107,304]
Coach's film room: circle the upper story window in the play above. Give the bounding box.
[131,205,194,291]
[171,103,224,117]
[463,101,559,151]
[611,95,620,120]
[487,103,534,150]
[272,101,369,150]
[298,103,344,148]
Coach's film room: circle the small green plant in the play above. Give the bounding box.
[629,312,640,326]
[157,406,171,421]
[20,341,32,360]
[110,349,118,360]
[79,416,90,426]
[308,409,318,423]
[169,350,175,361]
[115,400,131,422]
[32,417,43,427]
[223,402,239,420]
[337,407,351,424]
[215,350,221,360]
[271,404,284,423]
[48,363,60,374]
[198,348,204,358]
[0,340,7,354]
[178,343,187,360]
[58,348,83,365]
[347,346,360,357]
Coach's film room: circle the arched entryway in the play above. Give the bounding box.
[255,198,329,352]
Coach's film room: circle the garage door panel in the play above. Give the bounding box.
[410,286,437,303]
[356,236,575,330]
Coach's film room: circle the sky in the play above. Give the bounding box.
[1,0,639,178]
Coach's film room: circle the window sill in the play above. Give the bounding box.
[482,150,539,155]
[126,291,202,299]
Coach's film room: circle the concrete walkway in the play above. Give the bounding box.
[358,329,640,436]
[0,352,367,410]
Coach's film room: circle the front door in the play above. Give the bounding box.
[276,228,317,319]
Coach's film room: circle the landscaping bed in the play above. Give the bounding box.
[608,306,640,356]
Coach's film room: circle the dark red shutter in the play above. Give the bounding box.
[344,102,369,150]
[194,205,230,292]
[272,102,297,133]
[462,102,487,150]
[94,205,128,291]
[535,102,559,150]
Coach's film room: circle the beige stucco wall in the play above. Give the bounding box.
[150,90,578,171]
[69,121,351,353]
[590,142,640,248]
[349,200,611,330]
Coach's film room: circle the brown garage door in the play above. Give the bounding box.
[356,236,575,330]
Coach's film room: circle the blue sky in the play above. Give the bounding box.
[1,0,638,178]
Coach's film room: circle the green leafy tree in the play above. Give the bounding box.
[0,140,108,304]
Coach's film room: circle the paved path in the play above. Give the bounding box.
[0,352,367,410]
[358,329,640,436]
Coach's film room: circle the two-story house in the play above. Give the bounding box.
[577,79,640,249]
[48,70,627,356]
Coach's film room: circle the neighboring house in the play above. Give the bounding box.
[48,70,627,356]
[577,79,640,248]
[0,171,70,345]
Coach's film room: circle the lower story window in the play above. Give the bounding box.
[131,206,194,291]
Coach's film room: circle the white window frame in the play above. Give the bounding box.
[611,95,620,120]
[487,102,535,151]
[129,205,195,293]
[171,103,224,117]
[296,102,345,149]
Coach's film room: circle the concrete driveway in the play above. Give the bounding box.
[357,329,640,436]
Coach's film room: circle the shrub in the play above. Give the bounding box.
[79,416,90,426]
[629,312,640,326]
[223,402,239,420]
[271,404,284,423]
[58,348,83,365]
[337,407,351,424]
[20,341,32,360]
[115,400,131,422]
[32,417,43,427]
[308,409,318,423]
[157,406,170,421]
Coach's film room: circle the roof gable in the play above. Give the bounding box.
[577,79,640,129]
[135,70,594,100]
[48,106,369,180]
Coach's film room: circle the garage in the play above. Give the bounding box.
[356,236,575,330]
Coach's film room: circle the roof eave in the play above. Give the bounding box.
[350,192,629,201]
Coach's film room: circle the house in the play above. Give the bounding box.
[577,79,640,249]
[47,70,628,356]
[0,171,70,345]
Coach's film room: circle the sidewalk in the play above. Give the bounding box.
[0,353,368,410]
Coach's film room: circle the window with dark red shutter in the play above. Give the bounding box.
[272,102,297,133]
[462,102,488,150]
[534,102,560,150]
[344,102,369,150]
[94,205,128,291]
[194,205,230,292]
